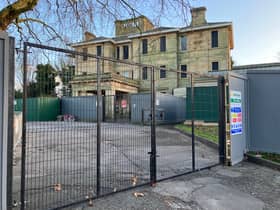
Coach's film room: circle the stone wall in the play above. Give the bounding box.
[115,16,154,36]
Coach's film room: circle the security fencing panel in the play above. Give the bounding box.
[155,68,223,180]
[17,43,153,210]
[16,42,226,210]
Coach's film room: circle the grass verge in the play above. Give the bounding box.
[248,151,280,164]
[174,124,218,144]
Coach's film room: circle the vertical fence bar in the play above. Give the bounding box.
[150,67,156,185]
[7,36,15,209]
[191,73,195,171]
[218,76,226,164]
[96,58,101,196]
[20,42,27,210]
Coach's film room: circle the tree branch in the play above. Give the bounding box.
[16,17,64,42]
[0,0,39,30]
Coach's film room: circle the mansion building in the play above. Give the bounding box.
[71,7,234,96]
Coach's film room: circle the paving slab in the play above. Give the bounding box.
[193,183,264,210]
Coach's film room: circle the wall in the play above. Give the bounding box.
[132,32,179,93]
[61,96,100,122]
[130,93,186,124]
[15,98,60,121]
[247,70,280,154]
[178,27,231,74]
[115,16,154,36]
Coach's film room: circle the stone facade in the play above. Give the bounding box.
[115,15,154,36]
[71,7,234,95]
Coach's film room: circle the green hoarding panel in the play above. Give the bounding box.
[186,86,219,122]
[14,97,60,121]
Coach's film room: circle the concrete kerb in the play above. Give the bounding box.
[245,153,280,171]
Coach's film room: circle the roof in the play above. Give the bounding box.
[129,22,232,38]
[128,27,179,38]
[180,22,232,31]
[71,21,233,47]
[143,27,176,33]
[233,63,280,71]
[71,35,132,47]
[72,36,111,46]
[112,35,129,42]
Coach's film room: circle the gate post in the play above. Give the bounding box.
[96,58,101,196]
[7,36,15,210]
[190,73,195,171]
[150,66,156,185]
[218,76,226,164]
[0,31,14,210]
[20,42,28,210]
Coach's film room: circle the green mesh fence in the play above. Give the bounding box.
[186,86,219,122]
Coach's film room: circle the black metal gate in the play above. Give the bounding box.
[13,42,225,210]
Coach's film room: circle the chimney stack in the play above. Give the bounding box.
[191,7,207,27]
[84,31,96,41]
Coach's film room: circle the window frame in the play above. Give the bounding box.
[121,71,130,78]
[96,45,102,57]
[82,47,88,61]
[212,61,219,71]
[181,65,187,78]
[123,45,129,59]
[116,46,120,60]
[160,36,166,52]
[180,35,187,51]
[142,39,148,54]
[142,67,148,80]
[160,65,166,79]
[211,30,219,48]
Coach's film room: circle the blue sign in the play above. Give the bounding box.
[230,91,242,136]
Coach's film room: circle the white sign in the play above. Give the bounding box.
[230,91,242,135]
[156,99,160,106]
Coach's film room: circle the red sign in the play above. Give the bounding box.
[121,99,127,108]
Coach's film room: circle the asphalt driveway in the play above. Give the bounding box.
[69,161,280,210]
[12,122,218,210]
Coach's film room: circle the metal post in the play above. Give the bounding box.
[150,67,156,185]
[20,42,28,210]
[96,58,101,196]
[218,76,226,164]
[7,36,15,209]
[191,73,195,171]
[0,31,10,210]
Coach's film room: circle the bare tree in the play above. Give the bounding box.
[2,0,191,91]
[1,0,191,46]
